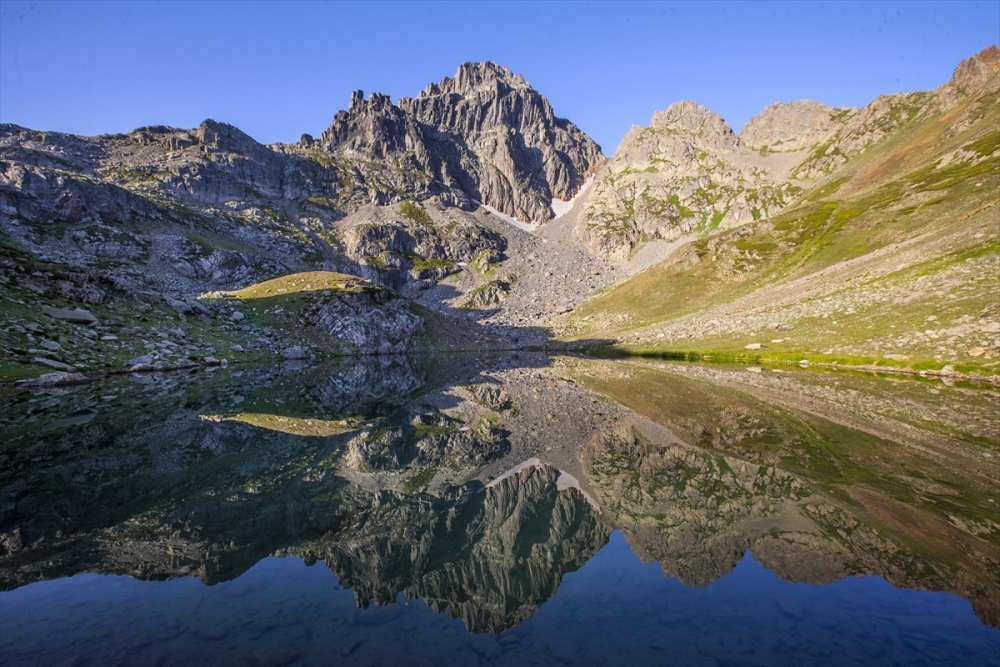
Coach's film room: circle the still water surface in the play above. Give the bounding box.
[1,354,997,666]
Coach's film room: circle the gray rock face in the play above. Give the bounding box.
[739,100,839,152]
[70,222,150,260]
[579,101,800,259]
[305,286,425,355]
[341,204,505,290]
[0,158,163,226]
[320,62,603,223]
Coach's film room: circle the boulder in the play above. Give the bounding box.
[165,297,193,315]
[282,346,309,360]
[41,306,99,325]
[188,300,212,317]
[33,357,76,371]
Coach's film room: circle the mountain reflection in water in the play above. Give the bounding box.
[1,353,998,666]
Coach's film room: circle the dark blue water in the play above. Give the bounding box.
[2,531,996,667]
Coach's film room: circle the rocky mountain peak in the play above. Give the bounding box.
[320,90,414,160]
[196,119,263,155]
[581,99,799,259]
[649,100,738,153]
[739,100,840,152]
[345,90,396,114]
[318,63,602,222]
[417,61,528,99]
[948,44,1000,91]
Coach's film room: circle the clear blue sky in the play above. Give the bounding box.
[1,1,997,153]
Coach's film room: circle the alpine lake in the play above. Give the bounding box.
[1,353,998,667]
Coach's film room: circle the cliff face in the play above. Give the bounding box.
[739,100,839,152]
[320,62,604,223]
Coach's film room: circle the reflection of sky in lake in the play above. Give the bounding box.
[2,531,997,667]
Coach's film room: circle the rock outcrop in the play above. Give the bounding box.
[578,101,800,259]
[340,202,506,291]
[305,286,425,355]
[739,100,840,152]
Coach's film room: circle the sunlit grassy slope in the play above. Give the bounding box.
[220,271,369,299]
[561,79,1000,375]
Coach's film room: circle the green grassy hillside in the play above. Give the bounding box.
[559,71,1000,378]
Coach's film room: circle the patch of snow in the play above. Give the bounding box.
[485,457,542,488]
[550,176,594,219]
[556,470,601,513]
[483,459,601,513]
[481,203,538,232]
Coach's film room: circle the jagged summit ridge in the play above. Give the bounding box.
[650,100,738,152]
[414,61,529,98]
[948,44,1000,90]
[318,61,603,222]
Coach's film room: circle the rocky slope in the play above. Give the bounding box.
[5,49,996,385]
[578,100,803,259]
[579,45,1000,262]
[0,61,613,381]
[563,46,1000,377]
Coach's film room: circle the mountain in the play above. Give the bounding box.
[578,46,999,262]
[1,48,998,383]
[578,100,803,259]
[319,61,603,223]
[562,45,1000,377]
